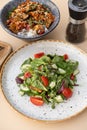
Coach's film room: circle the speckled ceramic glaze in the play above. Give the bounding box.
[0,0,60,41]
[1,40,87,121]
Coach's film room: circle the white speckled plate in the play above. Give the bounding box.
[1,40,87,121]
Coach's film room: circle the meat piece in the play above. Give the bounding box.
[34,25,45,34]
[44,13,55,28]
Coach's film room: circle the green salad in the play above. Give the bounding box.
[16,52,79,109]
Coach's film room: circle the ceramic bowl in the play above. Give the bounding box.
[0,0,60,41]
[1,40,87,121]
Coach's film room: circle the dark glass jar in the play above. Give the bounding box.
[66,20,86,43]
[66,0,87,43]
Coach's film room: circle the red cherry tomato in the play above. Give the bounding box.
[30,97,44,106]
[63,54,69,60]
[70,73,75,80]
[34,52,44,58]
[24,72,32,78]
[41,76,49,87]
[62,87,73,99]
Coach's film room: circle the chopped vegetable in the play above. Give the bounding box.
[24,72,32,78]
[16,77,24,84]
[41,76,49,87]
[34,52,45,58]
[30,97,44,106]
[16,52,79,108]
[63,54,69,60]
[54,95,64,103]
[62,87,73,99]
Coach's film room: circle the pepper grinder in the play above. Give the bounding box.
[66,0,87,43]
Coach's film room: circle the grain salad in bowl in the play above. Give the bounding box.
[7,0,55,37]
[0,0,60,41]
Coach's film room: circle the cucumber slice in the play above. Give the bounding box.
[34,95,42,98]
[73,69,79,75]
[31,90,39,94]
[49,98,53,103]
[70,79,74,85]
[49,81,56,88]
[54,95,64,103]
[19,90,24,96]
[20,85,29,92]
[58,68,66,74]
[21,64,31,72]
[51,64,57,69]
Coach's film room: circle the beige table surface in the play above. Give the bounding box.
[0,0,87,130]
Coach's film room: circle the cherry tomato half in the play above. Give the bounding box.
[63,54,69,60]
[24,72,32,78]
[62,87,73,99]
[34,52,44,58]
[41,76,49,87]
[30,97,44,106]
